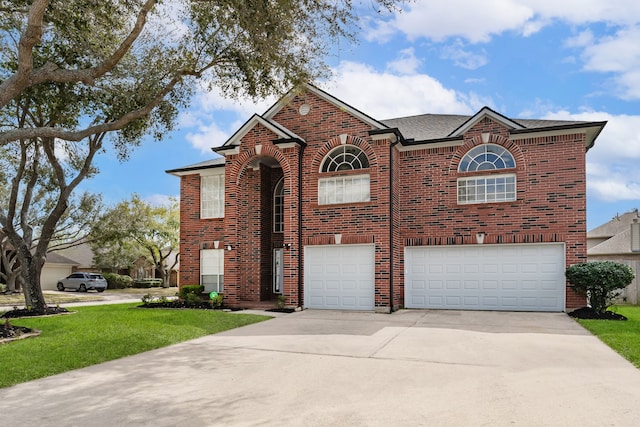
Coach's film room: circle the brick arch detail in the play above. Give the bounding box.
[230,145,293,185]
[310,135,379,172]
[448,134,526,174]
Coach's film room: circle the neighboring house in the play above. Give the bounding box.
[56,242,96,272]
[167,84,606,312]
[587,210,640,304]
[41,252,80,290]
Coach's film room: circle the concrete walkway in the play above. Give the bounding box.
[2,309,640,426]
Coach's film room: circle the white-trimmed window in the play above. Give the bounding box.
[201,249,224,293]
[321,145,370,172]
[458,174,516,204]
[319,175,370,205]
[457,144,516,204]
[274,177,284,233]
[458,144,515,172]
[201,174,224,218]
[318,145,370,205]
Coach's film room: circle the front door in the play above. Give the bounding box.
[273,248,284,294]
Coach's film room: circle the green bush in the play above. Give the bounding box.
[210,293,224,308]
[102,273,133,289]
[566,261,635,314]
[185,293,202,304]
[179,285,204,300]
[0,283,6,293]
[132,278,162,288]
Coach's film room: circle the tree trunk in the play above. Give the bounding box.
[19,250,47,311]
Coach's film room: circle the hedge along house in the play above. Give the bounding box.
[167,84,606,313]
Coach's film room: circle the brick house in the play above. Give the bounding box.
[167,84,606,312]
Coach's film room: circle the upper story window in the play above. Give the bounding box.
[321,145,370,172]
[201,174,224,218]
[274,177,284,233]
[458,144,515,172]
[319,145,370,205]
[457,144,516,204]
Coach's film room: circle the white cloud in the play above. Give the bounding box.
[382,0,534,43]
[386,48,422,74]
[577,25,640,99]
[544,110,640,202]
[144,194,177,207]
[185,121,234,153]
[371,0,640,44]
[325,61,486,118]
[440,41,488,70]
[564,30,594,48]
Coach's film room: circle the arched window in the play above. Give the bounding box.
[458,144,515,172]
[318,144,370,205]
[321,145,370,172]
[273,177,284,233]
[457,144,516,204]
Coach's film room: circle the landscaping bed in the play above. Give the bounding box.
[569,307,628,321]
[1,306,70,319]
[138,300,236,310]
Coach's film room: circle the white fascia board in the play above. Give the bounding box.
[450,107,524,137]
[221,115,303,149]
[396,139,465,152]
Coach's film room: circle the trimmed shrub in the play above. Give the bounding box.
[179,285,204,300]
[566,261,635,314]
[102,273,133,289]
[132,278,163,288]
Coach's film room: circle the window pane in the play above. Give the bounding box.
[457,175,516,204]
[201,175,224,218]
[318,175,370,205]
[458,144,516,172]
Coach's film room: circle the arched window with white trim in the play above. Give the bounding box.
[457,144,516,204]
[318,145,370,205]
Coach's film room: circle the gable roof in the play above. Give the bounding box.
[45,252,80,266]
[166,157,225,176]
[588,210,640,239]
[588,228,633,255]
[382,107,606,149]
[167,87,607,173]
[216,114,305,152]
[263,83,389,131]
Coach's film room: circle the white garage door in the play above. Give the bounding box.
[304,245,375,310]
[41,264,73,290]
[405,244,565,312]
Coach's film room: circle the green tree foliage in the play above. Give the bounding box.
[0,0,403,310]
[91,195,179,287]
[566,261,635,314]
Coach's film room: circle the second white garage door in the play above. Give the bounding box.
[405,243,565,312]
[304,244,375,310]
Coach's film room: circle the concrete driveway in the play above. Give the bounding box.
[2,309,640,426]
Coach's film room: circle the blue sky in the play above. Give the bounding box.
[81,0,640,230]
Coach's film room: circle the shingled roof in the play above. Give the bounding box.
[381,113,590,142]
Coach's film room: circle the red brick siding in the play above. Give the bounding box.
[397,118,587,309]
[177,91,590,311]
[179,174,225,288]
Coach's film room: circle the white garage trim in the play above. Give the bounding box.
[304,244,375,310]
[405,243,566,312]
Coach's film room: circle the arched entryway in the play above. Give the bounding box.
[234,155,287,302]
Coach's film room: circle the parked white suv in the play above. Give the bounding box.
[57,273,107,292]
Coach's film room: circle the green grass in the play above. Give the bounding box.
[577,305,640,368]
[0,303,270,388]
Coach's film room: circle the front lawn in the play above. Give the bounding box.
[576,305,640,368]
[0,303,270,388]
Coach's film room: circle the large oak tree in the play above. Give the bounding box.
[0,0,402,311]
